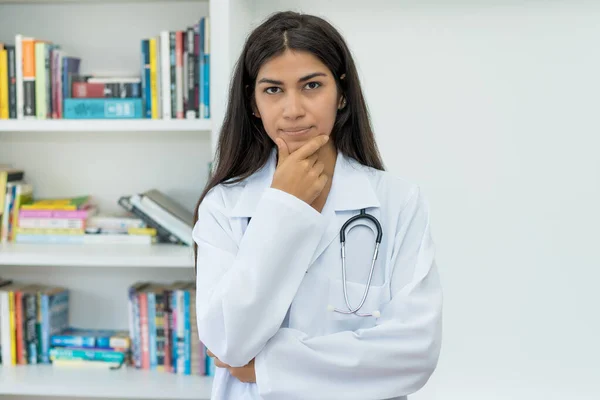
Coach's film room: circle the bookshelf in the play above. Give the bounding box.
[0,0,257,398]
[0,365,213,399]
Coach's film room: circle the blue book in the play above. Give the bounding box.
[51,328,130,350]
[147,292,157,370]
[141,39,151,118]
[62,57,81,99]
[50,347,126,363]
[63,98,143,119]
[184,290,191,375]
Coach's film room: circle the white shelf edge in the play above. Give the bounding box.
[0,243,194,268]
[0,0,206,3]
[0,365,212,399]
[0,119,212,132]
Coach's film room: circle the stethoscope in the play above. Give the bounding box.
[327,208,383,318]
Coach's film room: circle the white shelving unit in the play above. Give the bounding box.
[0,0,256,398]
[0,365,213,399]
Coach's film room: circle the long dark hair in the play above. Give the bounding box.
[193,11,385,263]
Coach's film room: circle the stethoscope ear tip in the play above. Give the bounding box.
[327,304,335,312]
[372,310,381,318]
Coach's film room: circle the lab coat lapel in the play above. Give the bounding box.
[229,149,380,266]
[308,152,380,266]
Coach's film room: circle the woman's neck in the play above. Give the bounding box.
[311,142,337,212]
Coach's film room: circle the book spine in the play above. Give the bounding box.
[141,39,151,118]
[163,290,172,372]
[149,38,158,119]
[147,292,157,370]
[175,289,185,374]
[15,35,24,119]
[169,32,176,119]
[45,45,52,119]
[22,38,36,119]
[175,31,184,119]
[170,290,178,373]
[130,287,142,367]
[15,291,24,364]
[6,46,16,119]
[49,348,125,363]
[202,17,210,119]
[35,42,46,119]
[139,292,150,369]
[184,290,191,374]
[186,27,196,119]
[0,49,8,119]
[9,292,17,364]
[182,31,188,117]
[19,209,92,219]
[0,292,11,364]
[155,291,166,371]
[41,293,50,363]
[63,98,143,119]
[159,32,170,119]
[50,335,95,348]
[193,24,200,118]
[18,218,84,229]
[24,293,38,364]
[49,290,69,338]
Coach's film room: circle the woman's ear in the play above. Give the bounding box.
[338,96,347,110]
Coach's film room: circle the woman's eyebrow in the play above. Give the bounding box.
[257,72,328,85]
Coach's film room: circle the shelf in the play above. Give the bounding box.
[0,365,212,399]
[0,0,204,3]
[0,243,194,268]
[0,119,211,133]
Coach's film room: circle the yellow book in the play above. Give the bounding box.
[149,38,158,119]
[0,49,8,119]
[20,195,90,211]
[9,183,33,241]
[128,227,157,236]
[15,227,85,235]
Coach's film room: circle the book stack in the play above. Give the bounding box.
[49,328,130,369]
[2,187,158,245]
[0,279,69,366]
[141,17,210,120]
[0,16,210,120]
[118,189,194,246]
[128,281,214,376]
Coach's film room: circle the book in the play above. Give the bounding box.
[51,328,130,350]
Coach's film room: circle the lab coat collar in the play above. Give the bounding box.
[230,147,380,218]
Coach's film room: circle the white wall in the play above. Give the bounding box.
[249,1,600,399]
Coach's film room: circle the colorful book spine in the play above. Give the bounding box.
[63,98,143,119]
[49,348,125,363]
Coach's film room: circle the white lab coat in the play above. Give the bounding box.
[193,149,443,400]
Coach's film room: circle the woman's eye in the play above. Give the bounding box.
[304,82,321,90]
[265,87,281,94]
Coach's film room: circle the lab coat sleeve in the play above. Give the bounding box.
[254,186,443,400]
[193,186,327,367]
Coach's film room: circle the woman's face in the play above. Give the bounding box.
[253,49,343,154]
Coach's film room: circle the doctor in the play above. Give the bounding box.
[192,11,443,400]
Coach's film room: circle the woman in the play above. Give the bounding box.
[192,11,443,400]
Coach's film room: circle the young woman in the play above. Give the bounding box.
[192,11,443,400]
